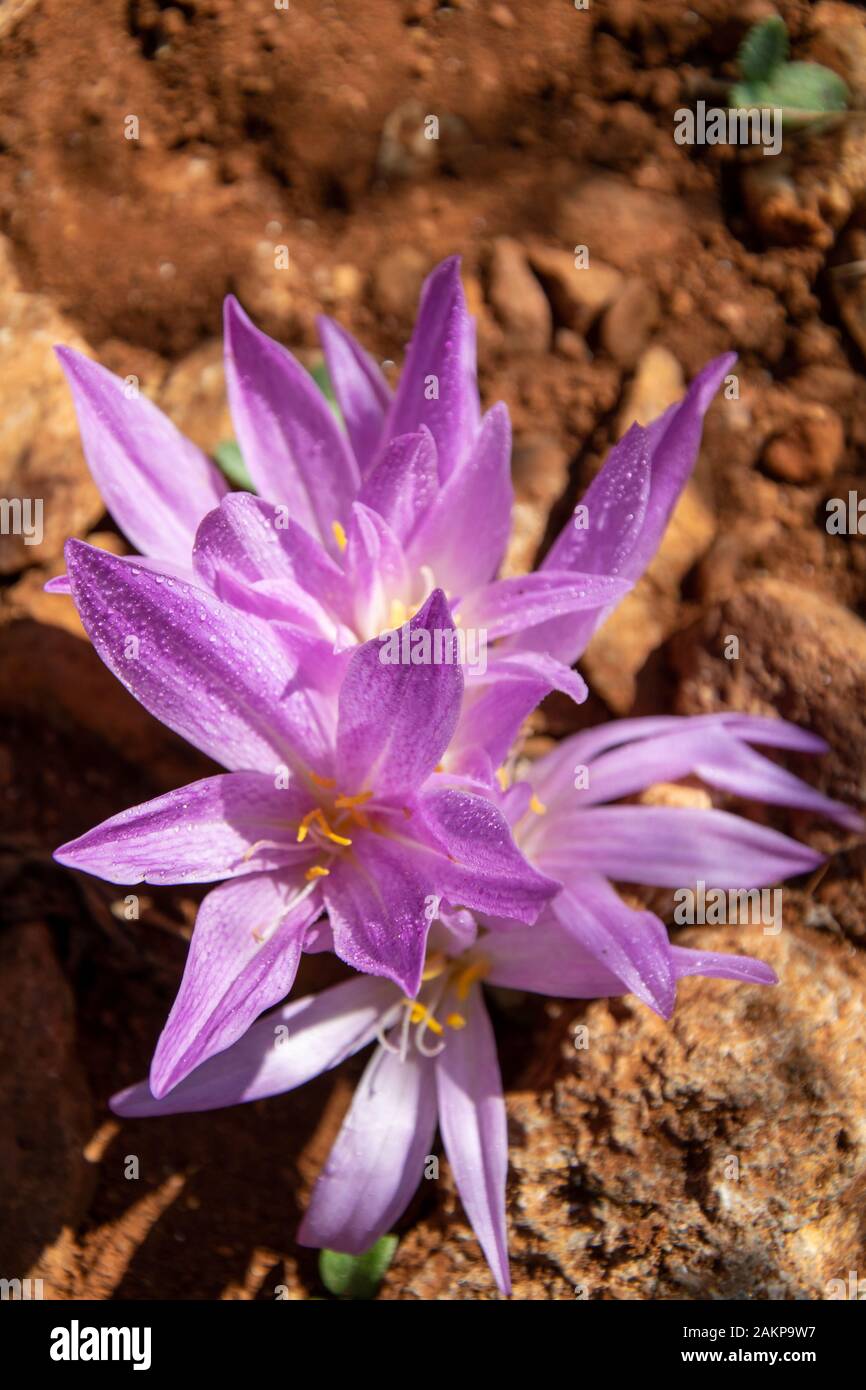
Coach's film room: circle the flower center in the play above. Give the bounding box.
[297,774,374,879]
[377,949,491,1059]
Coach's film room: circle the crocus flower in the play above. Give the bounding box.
[487,712,861,1015]
[55,568,557,1099]
[52,258,733,752]
[110,908,776,1295]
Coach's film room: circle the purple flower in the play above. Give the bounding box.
[52,258,732,756]
[109,908,776,1295]
[55,568,556,1098]
[489,713,861,1015]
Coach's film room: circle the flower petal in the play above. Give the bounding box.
[416,787,558,924]
[111,974,393,1117]
[357,428,439,545]
[383,256,480,483]
[448,650,587,774]
[459,569,631,642]
[317,314,391,474]
[551,878,676,1018]
[671,945,778,987]
[529,355,735,661]
[484,910,637,998]
[150,872,322,1097]
[54,773,312,884]
[567,725,861,829]
[193,493,349,628]
[322,830,435,995]
[56,347,228,565]
[536,806,823,888]
[436,985,510,1295]
[406,402,512,594]
[336,587,462,797]
[298,1044,437,1255]
[65,539,333,775]
[223,296,359,552]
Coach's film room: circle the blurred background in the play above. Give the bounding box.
[1,0,865,1299]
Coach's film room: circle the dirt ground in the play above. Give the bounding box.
[1,0,865,1299]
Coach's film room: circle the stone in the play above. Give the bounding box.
[671,576,866,816]
[763,403,845,484]
[487,238,552,355]
[502,433,571,578]
[0,238,103,573]
[528,244,623,335]
[383,927,866,1299]
[556,176,694,272]
[600,278,660,368]
[372,246,429,323]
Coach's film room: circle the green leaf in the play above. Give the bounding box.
[318,1236,398,1299]
[732,61,848,124]
[738,16,789,83]
[213,439,255,492]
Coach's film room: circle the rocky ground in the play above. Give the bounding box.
[1,0,865,1299]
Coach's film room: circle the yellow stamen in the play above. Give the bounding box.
[421,952,448,982]
[334,790,373,809]
[496,766,510,792]
[309,771,337,789]
[332,520,347,552]
[296,807,352,847]
[452,956,490,1001]
[446,1012,466,1030]
[530,794,547,815]
[304,865,330,880]
[405,1001,443,1035]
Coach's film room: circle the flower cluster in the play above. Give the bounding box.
[54,258,858,1295]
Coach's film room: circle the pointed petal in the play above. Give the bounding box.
[111,974,393,1117]
[568,725,861,829]
[193,493,348,621]
[343,502,411,639]
[298,1044,437,1254]
[336,588,463,797]
[384,256,480,483]
[529,712,832,812]
[317,314,391,474]
[406,402,512,594]
[150,872,322,1097]
[551,878,676,1018]
[436,985,511,1295]
[223,296,359,551]
[484,910,632,998]
[529,355,735,661]
[459,569,631,642]
[671,946,778,987]
[416,787,557,923]
[322,831,435,995]
[357,428,439,545]
[65,539,333,775]
[54,773,312,885]
[448,651,586,773]
[56,347,228,565]
[537,807,824,888]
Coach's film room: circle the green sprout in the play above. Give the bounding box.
[731,15,848,127]
[318,1235,399,1300]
